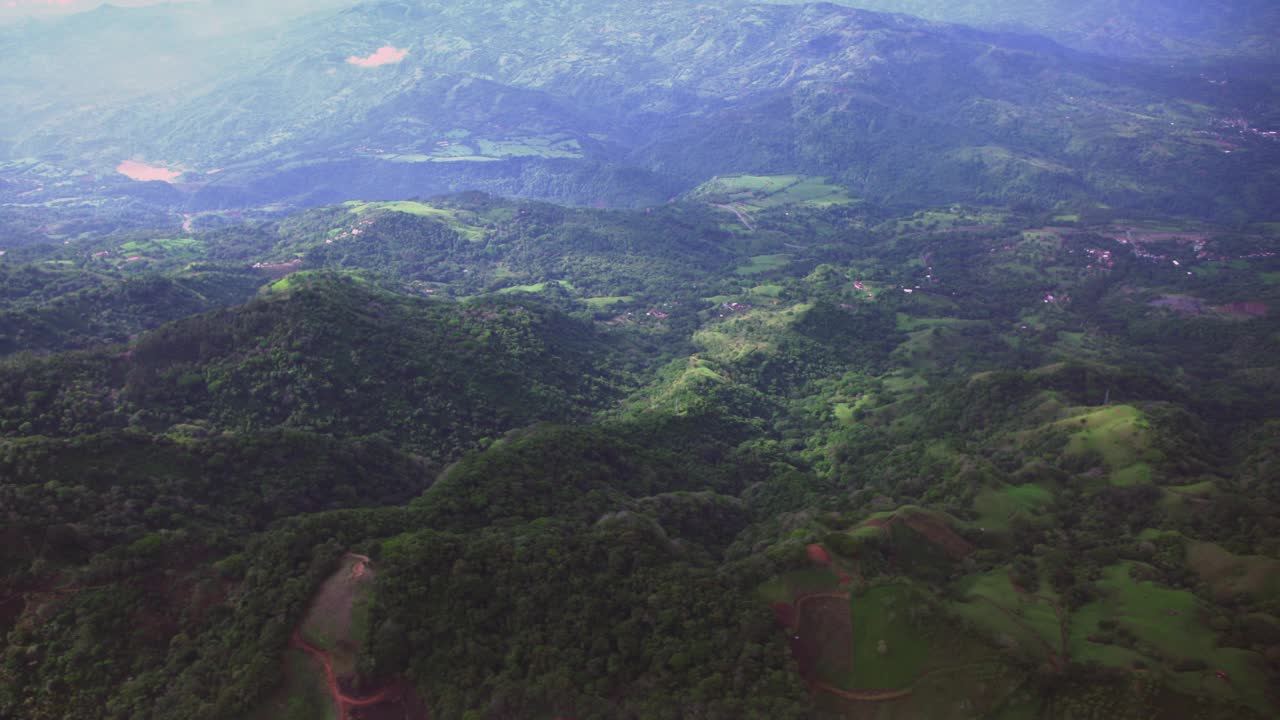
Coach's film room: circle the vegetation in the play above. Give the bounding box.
[2,189,1277,720]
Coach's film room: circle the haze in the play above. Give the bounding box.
[1,1,1279,718]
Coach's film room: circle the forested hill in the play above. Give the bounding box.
[0,274,625,460]
[763,0,1280,59]
[2,0,1279,221]
[2,189,1279,719]
[1,0,1279,717]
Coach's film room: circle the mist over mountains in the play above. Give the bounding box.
[769,0,1280,59]
[1,0,1278,219]
[3,3,1280,720]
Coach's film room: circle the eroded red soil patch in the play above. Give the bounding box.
[292,630,412,720]
[289,553,428,720]
[791,593,853,681]
[807,544,832,565]
[117,160,182,183]
[788,590,918,704]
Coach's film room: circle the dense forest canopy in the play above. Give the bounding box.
[1,1,1279,719]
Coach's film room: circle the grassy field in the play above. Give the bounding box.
[883,206,1011,235]
[1054,405,1153,484]
[689,174,859,211]
[265,270,370,295]
[972,483,1054,533]
[952,568,1062,664]
[643,358,731,411]
[117,237,204,262]
[1185,541,1280,600]
[496,280,575,295]
[1069,563,1272,713]
[735,254,791,276]
[583,295,633,309]
[345,200,487,241]
[849,584,931,689]
[881,371,927,394]
[693,304,810,364]
[949,146,1073,176]
[833,395,874,423]
[476,136,582,159]
[751,283,784,298]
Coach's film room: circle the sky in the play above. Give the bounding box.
[0,0,187,18]
[0,0,359,23]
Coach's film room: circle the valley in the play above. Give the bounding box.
[4,1,1280,217]
[1,185,1277,719]
[1,2,1278,719]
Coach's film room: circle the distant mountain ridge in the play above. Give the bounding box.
[765,0,1280,59]
[1,0,1278,220]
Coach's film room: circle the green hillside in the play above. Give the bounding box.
[2,193,1278,719]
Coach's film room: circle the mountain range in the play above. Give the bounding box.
[2,3,1280,719]
[769,0,1280,59]
[2,0,1278,219]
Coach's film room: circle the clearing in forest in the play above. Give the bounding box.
[762,541,1020,715]
[344,200,488,241]
[251,553,427,720]
[689,174,859,212]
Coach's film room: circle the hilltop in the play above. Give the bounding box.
[1,191,1278,718]
[1,0,1278,221]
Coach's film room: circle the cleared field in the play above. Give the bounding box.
[949,146,1073,175]
[1069,563,1272,714]
[972,483,1053,533]
[476,136,582,159]
[849,584,931,689]
[345,200,487,241]
[954,568,1062,664]
[751,283,784,298]
[689,174,859,211]
[496,280,575,295]
[583,295,633,308]
[1185,541,1280,600]
[298,554,376,675]
[1053,405,1154,485]
[735,254,791,275]
[833,395,874,423]
[117,237,204,262]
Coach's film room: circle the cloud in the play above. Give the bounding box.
[346,46,407,68]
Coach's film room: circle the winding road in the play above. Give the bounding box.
[291,630,400,720]
[713,203,756,231]
[289,553,399,720]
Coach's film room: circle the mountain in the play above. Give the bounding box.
[3,190,1279,719]
[766,0,1280,59]
[0,273,626,459]
[3,3,1280,720]
[2,0,1278,221]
